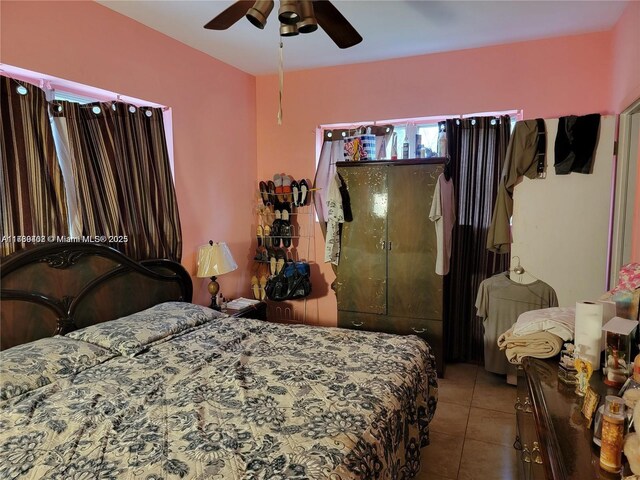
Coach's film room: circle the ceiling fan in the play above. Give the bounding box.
[204,0,363,49]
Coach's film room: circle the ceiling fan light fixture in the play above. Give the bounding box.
[278,0,300,25]
[297,0,317,33]
[246,0,274,29]
[280,22,299,36]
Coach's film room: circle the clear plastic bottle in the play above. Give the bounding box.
[402,133,410,159]
[600,395,626,473]
[437,127,447,158]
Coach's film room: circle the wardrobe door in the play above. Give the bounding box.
[387,164,443,319]
[335,165,387,315]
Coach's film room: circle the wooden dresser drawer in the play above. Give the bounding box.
[338,310,444,376]
[515,366,546,479]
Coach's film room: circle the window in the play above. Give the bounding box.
[318,110,520,162]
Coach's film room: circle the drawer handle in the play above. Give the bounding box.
[351,321,364,327]
[521,444,531,463]
[514,397,523,411]
[532,442,543,465]
[523,397,532,413]
[411,327,426,334]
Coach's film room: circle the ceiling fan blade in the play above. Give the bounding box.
[204,1,254,30]
[312,0,362,49]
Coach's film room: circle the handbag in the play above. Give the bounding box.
[265,261,312,301]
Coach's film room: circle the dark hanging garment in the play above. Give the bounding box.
[554,113,601,175]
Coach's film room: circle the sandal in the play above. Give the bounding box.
[256,225,264,247]
[291,180,299,207]
[299,179,309,206]
[264,225,272,248]
[259,273,268,301]
[273,174,284,202]
[267,180,276,204]
[259,181,269,205]
[251,275,260,300]
[272,219,282,247]
[281,220,292,248]
[275,247,286,274]
[282,174,293,203]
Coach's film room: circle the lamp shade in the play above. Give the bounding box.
[196,242,238,278]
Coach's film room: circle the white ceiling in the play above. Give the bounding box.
[97,0,629,76]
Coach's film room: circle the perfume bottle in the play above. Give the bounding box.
[600,395,625,473]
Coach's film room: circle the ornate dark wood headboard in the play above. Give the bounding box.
[0,242,192,350]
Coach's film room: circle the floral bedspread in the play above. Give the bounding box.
[0,304,438,480]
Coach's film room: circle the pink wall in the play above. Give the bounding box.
[256,32,613,326]
[611,1,640,113]
[0,1,257,305]
[611,1,640,262]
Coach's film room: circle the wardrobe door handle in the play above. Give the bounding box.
[521,445,531,463]
[515,397,523,411]
[380,240,386,250]
[532,442,543,465]
[388,241,393,251]
[411,327,426,334]
[523,397,532,413]
[351,321,363,327]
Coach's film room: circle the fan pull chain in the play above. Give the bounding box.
[278,40,283,125]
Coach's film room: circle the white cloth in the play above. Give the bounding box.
[324,174,344,265]
[429,173,455,275]
[497,327,564,364]
[512,306,575,341]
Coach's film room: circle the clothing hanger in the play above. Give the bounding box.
[511,255,525,275]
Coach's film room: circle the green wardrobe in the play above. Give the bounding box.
[335,160,445,376]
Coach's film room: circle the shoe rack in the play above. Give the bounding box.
[253,176,316,324]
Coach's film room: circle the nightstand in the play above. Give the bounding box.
[223,301,267,320]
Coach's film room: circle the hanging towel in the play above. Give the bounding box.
[497,327,564,364]
[429,173,456,275]
[554,113,601,175]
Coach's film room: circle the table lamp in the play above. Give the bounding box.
[196,240,238,310]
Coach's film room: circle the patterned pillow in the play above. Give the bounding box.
[66,302,225,357]
[0,336,113,401]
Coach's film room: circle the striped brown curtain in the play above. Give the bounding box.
[0,76,68,257]
[53,101,182,261]
[443,116,511,363]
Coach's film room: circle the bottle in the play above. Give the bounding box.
[600,395,625,473]
[437,127,447,157]
[390,132,398,160]
[402,133,409,159]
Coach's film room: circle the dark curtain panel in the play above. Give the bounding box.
[443,116,511,363]
[0,76,68,257]
[54,101,182,261]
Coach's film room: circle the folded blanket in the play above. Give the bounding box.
[497,327,564,364]
[512,307,575,341]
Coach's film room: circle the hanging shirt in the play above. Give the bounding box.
[429,173,456,275]
[475,272,558,375]
[324,173,345,265]
[554,113,601,175]
[487,119,544,254]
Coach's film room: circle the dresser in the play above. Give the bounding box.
[516,357,631,479]
[335,160,446,376]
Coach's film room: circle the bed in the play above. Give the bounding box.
[0,242,438,479]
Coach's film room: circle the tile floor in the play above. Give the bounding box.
[417,363,519,480]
